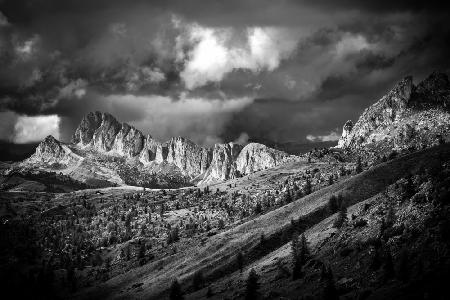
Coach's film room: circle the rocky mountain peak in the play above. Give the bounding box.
[336,72,450,151]
[91,113,122,152]
[72,111,103,145]
[31,135,66,163]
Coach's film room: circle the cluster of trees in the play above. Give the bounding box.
[327,194,348,228]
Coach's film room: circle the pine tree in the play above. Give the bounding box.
[328,195,339,213]
[397,249,409,282]
[285,191,293,204]
[383,249,395,282]
[237,252,244,273]
[355,156,363,174]
[403,175,415,200]
[292,233,309,280]
[299,234,309,262]
[328,175,334,185]
[138,242,146,265]
[291,231,301,279]
[245,269,259,300]
[170,279,184,300]
[370,247,382,271]
[206,286,213,298]
[323,266,339,300]
[192,270,204,291]
[385,206,396,227]
[333,205,347,228]
[339,165,346,177]
[304,178,312,195]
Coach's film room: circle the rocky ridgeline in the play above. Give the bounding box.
[30,111,289,184]
[336,72,450,152]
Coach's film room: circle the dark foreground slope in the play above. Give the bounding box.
[74,143,450,299]
[188,148,450,299]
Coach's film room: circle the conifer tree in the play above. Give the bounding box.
[383,249,395,282]
[170,279,184,300]
[245,269,259,300]
[192,270,204,291]
[304,178,312,195]
[355,156,363,174]
[237,252,244,273]
[323,266,339,300]
[333,205,347,228]
[328,195,339,213]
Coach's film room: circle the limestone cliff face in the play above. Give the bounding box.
[112,123,144,158]
[155,143,168,163]
[139,135,161,164]
[166,137,212,177]
[92,113,122,152]
[236,143,288,175]
[72,111,103,145]
[336,72,450,151]
[205,143,242,182]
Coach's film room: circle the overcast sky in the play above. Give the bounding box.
[0,0,449,145]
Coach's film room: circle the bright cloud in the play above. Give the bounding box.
[176,18,299,89]
[13,115,60,143]
[15,35,40,60]
[306,129,341,142]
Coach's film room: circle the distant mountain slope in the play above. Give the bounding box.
[249,138,337,155]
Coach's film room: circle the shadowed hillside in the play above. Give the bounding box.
[74,143,450,299]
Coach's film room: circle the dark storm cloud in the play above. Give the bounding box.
[0,0,449,145]
[298,0,450,13]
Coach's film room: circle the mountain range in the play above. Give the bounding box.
[18,111,290,188]
[3,71,449,191]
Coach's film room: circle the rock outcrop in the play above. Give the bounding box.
[33,135,65,162]
[72,111,103,145]
[139,135,161,164]
[73,111,145,157]
[92,113,122,152]
[204,143,242,182]
[166,137,212,177]
[336,72,450,151]
[112,123,144,158]
[155,143,168,163]
[28,135,79,165]
[337,120,353,148]
[27,111,291,186]
[236,143,288,175]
